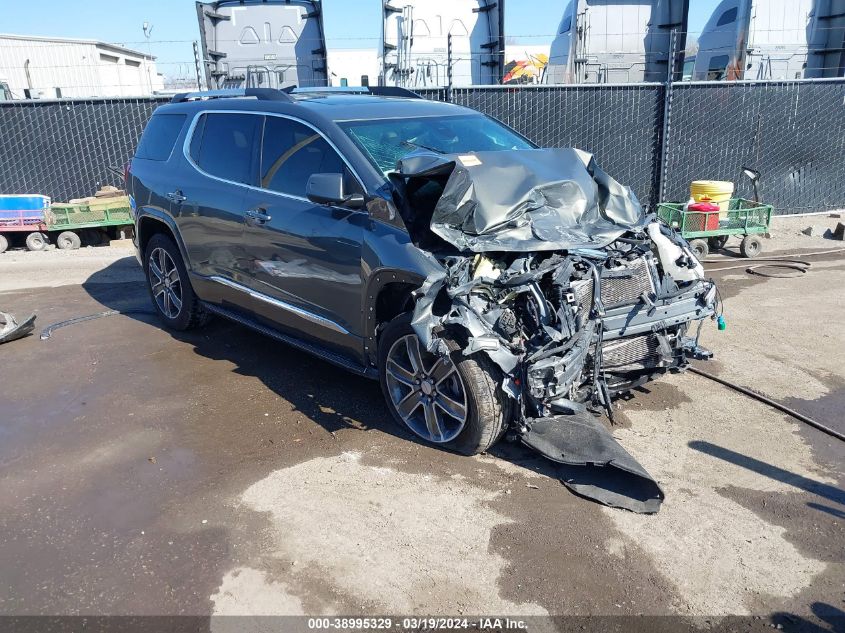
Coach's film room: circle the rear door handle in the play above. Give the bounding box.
[245,207,271,225]
[166,190,187,204]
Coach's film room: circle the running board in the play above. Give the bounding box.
[521,415,664,514]
[201,302,378,380]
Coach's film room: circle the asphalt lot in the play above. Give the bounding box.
[1,222,844,631]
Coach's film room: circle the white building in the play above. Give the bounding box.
[0,34,164,100]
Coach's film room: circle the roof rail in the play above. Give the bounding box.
[170,88,294,104]
[366,86,423,99]
[288,86,423,99]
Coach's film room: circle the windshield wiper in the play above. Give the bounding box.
[400,140,445,155]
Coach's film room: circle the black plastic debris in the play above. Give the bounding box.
[521,415,664,514]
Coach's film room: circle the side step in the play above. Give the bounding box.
[521,415,664,514]
[201,302,378,380]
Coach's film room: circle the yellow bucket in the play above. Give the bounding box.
[691,180,734,214]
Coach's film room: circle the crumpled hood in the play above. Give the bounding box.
[397,147,647,253]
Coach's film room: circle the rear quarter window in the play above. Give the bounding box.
[135,113,186,161]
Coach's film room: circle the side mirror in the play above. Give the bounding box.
[306,173,364,209]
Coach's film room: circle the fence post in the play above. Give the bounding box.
[192,41,203,91]
[657,29,678,205]
[446,33,453,103]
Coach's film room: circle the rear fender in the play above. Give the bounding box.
[135,208,192,271]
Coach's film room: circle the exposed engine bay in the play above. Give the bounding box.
[390,148,721,513]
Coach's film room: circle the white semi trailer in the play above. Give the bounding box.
[545,0,689,84]
[196,0,328,89]
[379,0,505,87]
[693,0,845,81]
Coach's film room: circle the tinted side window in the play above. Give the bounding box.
[260,116,359,198]
[135,114,186,161]
[195,113,261,186]
[717,7,738,26]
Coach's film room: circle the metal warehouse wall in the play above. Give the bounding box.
[0,79,843,213]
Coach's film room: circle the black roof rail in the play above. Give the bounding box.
[366,86,423,99]
[285,85,423,99]
[170,88,294,104]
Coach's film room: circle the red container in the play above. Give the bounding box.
[687,202,721,231]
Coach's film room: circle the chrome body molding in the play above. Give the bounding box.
[209,275,350,335]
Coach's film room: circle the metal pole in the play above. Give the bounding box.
[193,41,203,91]
[657,29,678,205]
[446,32,453,103]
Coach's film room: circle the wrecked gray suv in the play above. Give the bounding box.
[129,88,718,509]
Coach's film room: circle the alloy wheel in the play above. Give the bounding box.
[148,247,183,319]
[385,334,468,443]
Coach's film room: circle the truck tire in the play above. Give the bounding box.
[56,231,81,250]
[25,232,47,251]
[378,313,511,456]
[0,234,8,254]
[143,233,209,331]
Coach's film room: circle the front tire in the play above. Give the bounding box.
[378,314,510,456]
[144,233,209,331]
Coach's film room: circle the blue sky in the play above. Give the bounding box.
[3,0,720,77]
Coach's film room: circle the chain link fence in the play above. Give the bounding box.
[0,97,168,203]
[662,79,845,214]
[0,80,843,214]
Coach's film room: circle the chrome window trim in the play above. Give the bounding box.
[210,275,350,335]
[181,109,367,205]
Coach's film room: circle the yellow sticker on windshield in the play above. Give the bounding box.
[458,155,482,167]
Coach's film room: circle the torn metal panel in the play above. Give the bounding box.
[400,146,720,513]
[0,311,36,344]
[521,414,664,514]
[398,148,646,253]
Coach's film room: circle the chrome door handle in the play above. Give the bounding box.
[166,190,187,204]
[245,208,271,225]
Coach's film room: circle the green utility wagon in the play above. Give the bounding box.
[47,198,134,250]
[656,198,773,259]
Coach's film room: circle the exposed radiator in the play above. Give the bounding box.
[600,256,655,309]
[602,334,663,369]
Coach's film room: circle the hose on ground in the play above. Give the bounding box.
[688,366,845,443]
[703,247,845,275]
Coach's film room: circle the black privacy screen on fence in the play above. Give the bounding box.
[0,97,168,203]
[0,79,843,213]
[664,80,845,214]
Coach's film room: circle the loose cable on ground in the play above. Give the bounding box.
[688,366,845,443]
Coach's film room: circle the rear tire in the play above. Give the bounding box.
[708,235,729,251]
[0,234,8,254]
[143,233,209,331]
[57,231,81,250]
[378,313,510,456]
[740,235,763,258]
[25,232,47,251]
[689,239,709,261]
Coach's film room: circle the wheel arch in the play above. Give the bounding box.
[363,268,425,365]
[136,210,191,270]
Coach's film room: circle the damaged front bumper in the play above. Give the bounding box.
[411,237,716,512]
[397,149,719,513]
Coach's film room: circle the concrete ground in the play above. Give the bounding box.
[1,218,843,631]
